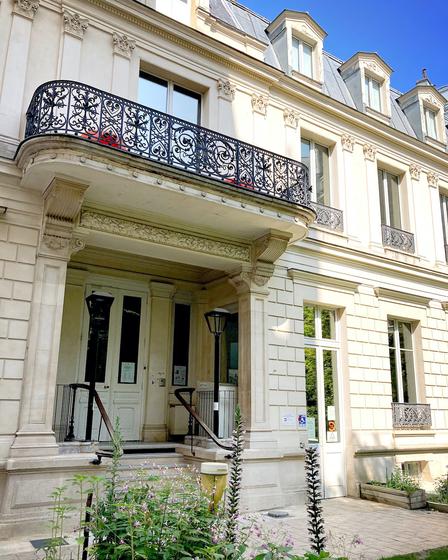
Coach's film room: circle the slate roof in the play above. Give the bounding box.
[209,0,447,138]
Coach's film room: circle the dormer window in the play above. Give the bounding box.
[292,37,313,78]
[424,107,437,139]
[364,75,381,112]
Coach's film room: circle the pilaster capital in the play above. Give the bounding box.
[251,94,269,116]
[150,281,176,299]
[363,143,376,161]
[217,78,236,101]
[409,163,421,181]
[341,133,355,152]
[283,108,299,128]
[427,170,439,188]
[63,10,89,39]
[13,0,40,19]
[39,177,89,259]
[229,263,273,295]
[112,32,136,59]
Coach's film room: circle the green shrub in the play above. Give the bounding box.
[385,468,421,494]
[428,474,448,504]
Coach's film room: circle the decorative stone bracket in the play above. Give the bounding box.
[40,177,89,259]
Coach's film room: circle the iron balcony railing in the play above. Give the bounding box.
[392,402,432,429]
[311,201,344,231]
[24,80,312,207]
[382,224,415,253]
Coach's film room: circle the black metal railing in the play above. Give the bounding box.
[23,80,312,206]
[392,402,431,429]
[311,201,344,231]
[382,224,415,253]
[196,385,237,439]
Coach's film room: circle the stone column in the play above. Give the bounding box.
[10,178,88,457]
[59,10,88,80]
[251,93,269,149]
[427,171,446,266]
[363,143,383,249]
[111,33,135,98]
[283,108,300,160]
[216,78,236,137]
[0,0,39,152]
[143,282,175,442]
[341,134,359,242]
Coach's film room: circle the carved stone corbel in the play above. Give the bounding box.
[39,177,89,259]
[217,78,236,101]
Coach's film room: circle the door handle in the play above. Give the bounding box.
[103,385,110,389]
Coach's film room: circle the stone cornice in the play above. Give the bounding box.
[288,269,360,292]
[79,209,251,262]
[373,287,431,306]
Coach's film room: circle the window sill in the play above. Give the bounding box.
[364,105,391,124]
[393,430,435,437]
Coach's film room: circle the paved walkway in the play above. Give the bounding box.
[0,497,447,559]
[263,497,448,559]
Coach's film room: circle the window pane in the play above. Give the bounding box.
[321,308,336,339]
[389,347,398,402]
[305,347,319,443]
[303,305,315,337]
[397,321,413,351]
[323,349,339,443]
[84,301,112,383]
[441,195,448,248]
[292,38,300,71]
[118,296,141,384]
[301,139,311,171]
[388,319,396,348]
[224,313,238,385]
[378,169,387,225]
[139,73,168,113]
[387,172,401,229]
[315,143,330,205]
[302,42,313,77]
[172,86,201,124]
[425,109,437,138]
[370,78,381,112]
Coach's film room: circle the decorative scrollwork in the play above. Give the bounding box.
[382,224,415,253]
[392,403,431,429]
[311,202,344,231]
[24,81,312,207]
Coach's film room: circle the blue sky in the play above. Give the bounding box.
[241,1,447,93]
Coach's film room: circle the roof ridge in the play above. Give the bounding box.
[224,0,270,24]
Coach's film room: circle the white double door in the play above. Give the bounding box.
[76,284,147,442]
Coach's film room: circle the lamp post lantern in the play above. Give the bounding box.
[84,291,114,441]
[204,308,230,437]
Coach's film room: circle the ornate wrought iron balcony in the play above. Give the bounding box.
[23,80,312,207]
[311,202,344,231]
[382,224,415,253]
[392,402,431,430]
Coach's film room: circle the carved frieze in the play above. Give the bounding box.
[422,95,443,110]
[13,0,39,19]
[427,170,439,188]
[251,94,269,116]
[80,210,251,262]
[112,33,136,59]
[409,163,421,181]
[283,108,299,128]
[63,10,89,39]
[363,143,376,161]
[341,133,355,152]
[217,78,236,101]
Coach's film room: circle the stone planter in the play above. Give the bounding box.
[427,501,448,513]
[360,483,426,510]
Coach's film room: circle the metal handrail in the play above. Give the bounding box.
[22,80,312,207]
[174,388,233,451]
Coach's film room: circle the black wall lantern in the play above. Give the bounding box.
[204,308,230,437]
[84,291,114,441]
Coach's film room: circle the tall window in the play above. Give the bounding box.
[365,75,381,112]
[424,108,437,139]
[440,193,448,260]
[292,37,313,78]
[388,319,417,403]
[138,71,201,124]
[304,305,340,444]
[301,139,330,205]
[378,169,401,229]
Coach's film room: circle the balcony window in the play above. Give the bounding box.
[388,319,417,403]
[292,37,313,78]
[364,75,382,112]
[424,107,437,139]
[138,71,201,124]
[378,169,401,229]
[301,139,330,205]
[440,193,448,260]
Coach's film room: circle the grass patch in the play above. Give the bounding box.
[382,547,448,560]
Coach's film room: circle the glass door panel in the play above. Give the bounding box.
[305,347,319,443]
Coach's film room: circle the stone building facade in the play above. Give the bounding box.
[0,0,448,535]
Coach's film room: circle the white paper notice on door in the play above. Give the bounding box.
[121,362,136,384]
[173,365,187,386]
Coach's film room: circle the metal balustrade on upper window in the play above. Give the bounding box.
[381,224,415,253]
[311,201,344,231]
[23,80,312,208]
[391,402,432,430]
